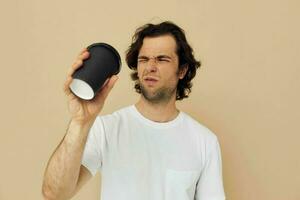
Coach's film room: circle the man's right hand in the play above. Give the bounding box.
[63,48,119,125]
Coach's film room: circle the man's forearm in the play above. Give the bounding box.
[42,119,94,200]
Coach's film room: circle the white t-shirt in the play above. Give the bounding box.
[81,105,226,200]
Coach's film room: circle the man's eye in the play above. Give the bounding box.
[158,59,169,62]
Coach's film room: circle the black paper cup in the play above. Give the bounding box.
[69,43,121,100]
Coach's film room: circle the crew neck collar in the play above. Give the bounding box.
[129,104,183,129]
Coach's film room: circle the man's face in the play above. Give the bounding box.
[137,34,186,104]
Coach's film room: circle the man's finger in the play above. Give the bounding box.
[67,60,83,77]
[77,48,88,57]
[79,51,90,59]
[63,76,73,94]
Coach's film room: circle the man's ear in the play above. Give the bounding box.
[179,64,188,79]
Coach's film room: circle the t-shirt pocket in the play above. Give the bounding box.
[165,168,200,200]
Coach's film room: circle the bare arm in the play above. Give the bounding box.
[42,48,118,200]
[72,165,93,196]
[42,120,94,200]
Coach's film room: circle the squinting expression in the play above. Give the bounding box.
[137,35,183,103]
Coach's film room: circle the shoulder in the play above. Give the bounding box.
[180,112,221,164]
[96,105,133,124]
[180,112,218,143]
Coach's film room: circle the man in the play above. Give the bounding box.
[42,21,226,200]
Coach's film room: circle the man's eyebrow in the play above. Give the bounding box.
[137,55,149,59]
[137,55,172,59]
[156,55,172,59]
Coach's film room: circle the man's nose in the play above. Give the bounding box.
[146,58,158,72]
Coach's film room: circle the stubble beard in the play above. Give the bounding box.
[139,82,177,104]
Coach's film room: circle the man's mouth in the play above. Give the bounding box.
[144,76,158,81]
[143,77,159,85]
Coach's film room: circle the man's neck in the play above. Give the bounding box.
[135,96,179,123]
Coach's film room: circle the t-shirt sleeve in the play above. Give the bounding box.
[81,116,105,176]
[195,137,226,200]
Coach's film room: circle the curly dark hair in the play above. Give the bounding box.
[125,21,201,100]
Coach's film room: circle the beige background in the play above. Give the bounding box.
[0,0,299,199]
